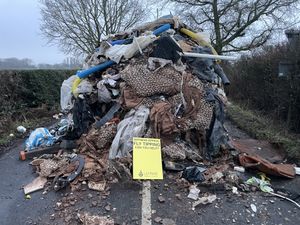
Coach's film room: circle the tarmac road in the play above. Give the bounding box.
[0,121,299,225]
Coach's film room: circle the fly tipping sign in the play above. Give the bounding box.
[133,137,163,180]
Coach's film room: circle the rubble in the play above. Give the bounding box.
[23,15,236,185]
[192,194,217,209]
[53,16,234,187]
[88,180,106,192]
[162,218,176,225]
[18,15,300,223]
[187,185,201,200]
[23,176,47,195]
[250,204,257,213]
[158,196,166,203]
[77,212,114,225]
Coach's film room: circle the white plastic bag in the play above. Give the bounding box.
[97,81,112,103]
[109,106,150,159]
[25,128,56,151]
[105,34,157,63]
[60,75,77,112]
[75,79,93,95]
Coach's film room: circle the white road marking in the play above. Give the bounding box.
[141,181,152,225]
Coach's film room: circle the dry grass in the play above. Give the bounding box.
[227,103,300,163]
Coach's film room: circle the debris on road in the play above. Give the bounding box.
[25,127,56,151]
[232,186,238,195]
[53,155,85,191]
[158,196,166,203]
[268,191,300,209]
[234,166,245,173]
[19,144,62,160]
[154,216,162,223]
[182,166,206,182]
[192,194,217,209]
[163,160,185,171]
[295,167,300,175]
[77,212,114,225]
[88,180,106,192]
[239,153,295,178]
[246,176,274,193]
[22,15,235,190]
[25,194,31,200]
[211,172,224,183]
[187,185,200,200]
[16,15,300,223]
[250,204,257,213]
[162,218,176,225]
[23,176,47,195]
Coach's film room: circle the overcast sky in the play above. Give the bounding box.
[0,0,65,64]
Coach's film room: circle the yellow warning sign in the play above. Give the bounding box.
[133,137,163,180]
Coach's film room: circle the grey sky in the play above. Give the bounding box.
[0,0,65,64]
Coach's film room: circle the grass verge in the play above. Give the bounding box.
[227,103,300,163]
[0,106,58,148]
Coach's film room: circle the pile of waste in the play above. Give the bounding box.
[20,16,300,210]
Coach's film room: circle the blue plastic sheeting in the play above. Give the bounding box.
[76,23,172,79]
[77,60,116,79]
[25,128,56,151]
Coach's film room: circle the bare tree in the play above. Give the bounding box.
[40,0,148,54]
[170,0,299,54]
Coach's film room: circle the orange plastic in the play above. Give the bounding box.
[19,151,26,161]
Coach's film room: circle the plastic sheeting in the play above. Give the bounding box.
[184,46,219,84]
[60,75,77,112]
[66,97,95,139]
[97,81,112,103]
[182,166,206,182]
[25,128,56,151]
[74,79,93,95]
[105,34,157,63]
[150,36,182,63]
[109,106,150,159]
[206,89,229,157]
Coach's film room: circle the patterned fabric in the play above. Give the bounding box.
[150,102,178,137]
[79,123,117,153]
[95,123,117,150]
[162,142,187,160]
[167,74,213,132]
[120,59,183,97]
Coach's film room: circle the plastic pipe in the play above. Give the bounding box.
[110,23,171,46]
[77,23,171,78]
[180,28,219,56]
[110,39,127,45]
[152,23,171,36]
[181,52,237,61]
[76,60,116,79]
